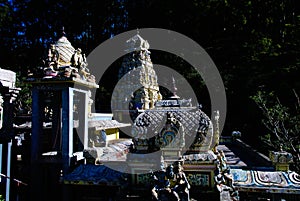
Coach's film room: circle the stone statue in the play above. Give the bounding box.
[70,48,95,81]
[214,150,239,200]
[79,53,91,79]
[71,48,84,69]
[171,162,190,201]
[30,30,98,83]
[46,44,59,70]
[215,150,234,190]
[151,162,174,201]
[43,44,60,77]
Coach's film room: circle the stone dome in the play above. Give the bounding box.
[55,36,75,66]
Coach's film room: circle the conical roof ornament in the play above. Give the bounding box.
[169,76,180,99]
[55,27,75,66]
[28,26,96,84]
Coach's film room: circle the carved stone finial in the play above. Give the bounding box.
[61,26,66,37]
[269,147,293,171]
[280,144,283,152]
[136,28,139,35]
[169,76,180,99]
[172,76,177,94]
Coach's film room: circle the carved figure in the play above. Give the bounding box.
[214,150,239,200]
[46,44,59,70]
[71,48,84,69]
[79,53,91,79]
[151,163,174,201]
[43,44,60,77]
[70,48,94,80]
[171,162,190,201]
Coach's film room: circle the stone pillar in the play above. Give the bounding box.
[28,81,94,201]
[61,87,72,174]
[30,87,43,201]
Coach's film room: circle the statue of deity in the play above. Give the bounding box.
[171,162,190,201]
[214,150,236,196]
[47,44,60,70]
[151,162,174,201]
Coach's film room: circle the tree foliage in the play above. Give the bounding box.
[0,0,128,74]
[251,90,300,173]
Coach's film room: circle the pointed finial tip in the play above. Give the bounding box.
[136,28,139,35]
[61,26,66,36]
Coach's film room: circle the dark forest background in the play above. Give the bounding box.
[0,0,299,166]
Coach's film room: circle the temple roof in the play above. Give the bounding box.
[64,139,133,185]
[131,107,214,151]
[88,120,131,130]
[15,119,130,130]
[219,138,273,169]
[232,169,300,194]
[63,164,129,186]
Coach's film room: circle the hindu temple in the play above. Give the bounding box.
[0,30,299,201]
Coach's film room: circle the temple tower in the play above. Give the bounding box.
[118,33,222,197]
[113,33,161,121]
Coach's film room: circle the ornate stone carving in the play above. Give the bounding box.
[214,149,239,200]
[131,107,213,153]
[125,32,150,52]
[30,32,96,84]
[155,112,185,149]
[114,32,161,119]
[55,35,75,66]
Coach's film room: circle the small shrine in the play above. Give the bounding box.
[26,30,131,201]
[269,145,294,171]
[28,28,95,83]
